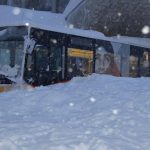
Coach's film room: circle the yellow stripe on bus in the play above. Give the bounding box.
[0,85,13,92]
[68,48,93,59]
[0,84,34,93]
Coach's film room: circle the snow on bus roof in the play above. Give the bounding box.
[0,5,150,49]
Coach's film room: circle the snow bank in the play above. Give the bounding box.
[0,74,150,150]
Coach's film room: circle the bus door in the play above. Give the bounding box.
[67,48,93,79]
[49,43,63,83]
[24,43,63,85]
[24,44,50,85]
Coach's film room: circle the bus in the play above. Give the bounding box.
[0,26,150,92]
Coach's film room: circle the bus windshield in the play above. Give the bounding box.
[0,41,24,79]
[0,26,27,81]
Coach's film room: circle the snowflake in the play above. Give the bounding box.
[12,7,21,15]
[90,97,96,102]
[117,12,122,17]
[142,26,150,34]
[69,103,74,107]
[51,39,57,44]
[25,22,30,26]
[117,34,121,38]
[112,109,119,115]
[69,24,74,29]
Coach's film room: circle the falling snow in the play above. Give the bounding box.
[0,1,150,150]
[141,25,150,34]
[12,7,21,15]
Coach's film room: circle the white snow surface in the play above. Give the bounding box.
[0,74,150,150]
[0,5,104,39]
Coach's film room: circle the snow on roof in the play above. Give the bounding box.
[0,5,150,49]
[0,6,66,29]
[0,6,104,37]
[109,36,150,49]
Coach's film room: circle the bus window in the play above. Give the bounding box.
[0,48,10,66]
[35,46,49,72]
[129,55,139,77]
[34,45,50,85]
[129,46,141,77]
[24,52,37,84]
[95,46,120,76]
[50,44,62,82]
[140,51,150,77]
[24,43,63,85]
[67,48,93,78]
[14,42,24,77]
[0,41,24,78]
[15,42,24,66]
[24,45,50,86]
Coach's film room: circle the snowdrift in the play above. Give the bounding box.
[0,74,150,150]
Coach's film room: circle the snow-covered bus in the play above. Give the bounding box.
[1,3,150,92]
[0,26,113,90]
[1,25,150,92]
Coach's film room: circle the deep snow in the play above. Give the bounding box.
[0,74,150,150]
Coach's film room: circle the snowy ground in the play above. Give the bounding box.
[0,74,150,150]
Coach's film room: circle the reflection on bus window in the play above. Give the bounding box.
[129,55,139,77]
[49,44,62,82]
[50,44,62,73]
[15,43,24,66]
[95,47,120,76]
[35,46,49,72]
[33,45,50,85]
[130,47,150,77]
[24,54,34,83]
[0,48,10,66]
[67,48,93,78]
[140,51,150,77]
